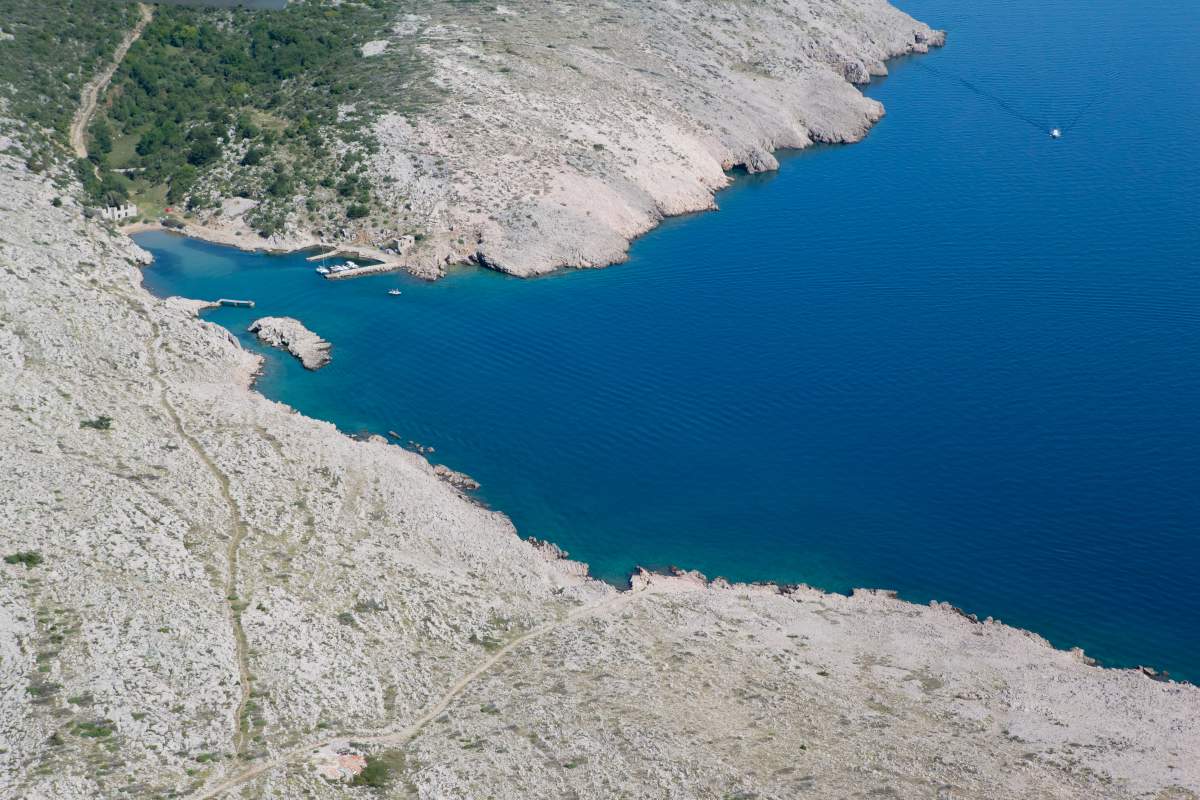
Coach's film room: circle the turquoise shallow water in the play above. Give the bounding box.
[138,0,1200,678]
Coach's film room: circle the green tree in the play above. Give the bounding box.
[240,146,266,166]
[167,164,197,203]
[90,122,113,155]
[267,168,294,198]
[187,137,222,167]
[236,114,261,140]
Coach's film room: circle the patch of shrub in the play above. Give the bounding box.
[353,599,387,613]
[4,551,43,568]
[26,680,61,704]
[240,146,266,166]
[73,719,115,738]
[352,755,391,788]
[80,415,113,430]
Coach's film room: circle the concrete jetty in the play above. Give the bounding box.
[322,261,404,280]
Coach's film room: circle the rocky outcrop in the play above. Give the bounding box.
[433,464,481,492]
[247,316,331,370]
[365,1,944,277]
[183,0,945,280]
[3,75,1200,800]
[361,1,949,278]
[526,536,590,579]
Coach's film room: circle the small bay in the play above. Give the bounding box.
[137,0,1200,678]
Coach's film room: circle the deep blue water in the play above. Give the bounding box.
[137,0,1200,679]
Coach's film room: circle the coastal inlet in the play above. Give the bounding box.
[133,0,1200,683]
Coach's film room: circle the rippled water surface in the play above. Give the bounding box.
[138,0,1200,678]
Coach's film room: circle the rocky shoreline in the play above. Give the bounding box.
[2,149,1199,799]
[247,316,332,370]
[159,0,947,282]
[4,1,1199,796]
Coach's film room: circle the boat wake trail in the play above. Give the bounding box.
[1062,82,1115,133]
[913,59,1119,137]
[913,60,1048,134]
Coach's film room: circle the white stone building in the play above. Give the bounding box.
[100,203,138,221]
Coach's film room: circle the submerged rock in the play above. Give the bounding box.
[247,316,331,370]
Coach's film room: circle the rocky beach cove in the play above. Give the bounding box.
[2,0,1199,797]
[4,155,1199,797]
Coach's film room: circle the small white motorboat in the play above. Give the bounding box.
[1050,128,1062,139]
[315,266,330,275]
[388,289,402,296]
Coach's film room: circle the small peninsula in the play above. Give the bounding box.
[248,316,331,370]
[46,0,943,278]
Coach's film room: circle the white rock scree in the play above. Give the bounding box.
[1,144,1198,798]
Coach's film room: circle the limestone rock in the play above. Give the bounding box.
[433,464,481,492]
[248,316,331,370]
[1,10,1198,793]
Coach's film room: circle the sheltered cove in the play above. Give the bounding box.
[3,147,1200,799]
[3,0,1199,797]
[136,1,949,281]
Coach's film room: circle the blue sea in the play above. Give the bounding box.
[137,0,1200,679]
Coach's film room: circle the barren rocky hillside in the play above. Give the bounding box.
[4,0,945,278]
[357,0,946,276]
[45,0,944,279]
[1,151,1198,799]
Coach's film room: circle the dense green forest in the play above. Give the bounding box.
[0,1,141,170]
[88,0,427,232]
[2,0,437,235]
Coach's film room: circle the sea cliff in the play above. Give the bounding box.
[1,152,1198,799]
[173,0,946,278]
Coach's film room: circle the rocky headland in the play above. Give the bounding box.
[248,316,332,370]
[175,0,946,279]
[2,0,1199,797]
[2,149,1199,799]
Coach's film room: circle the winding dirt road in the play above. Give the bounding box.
[187,589,637,799]
[69,3,153,159]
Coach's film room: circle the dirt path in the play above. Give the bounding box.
[188,589,636,799]
[69,3,153,159]
[148,334,254,759]
[117,287,255,761]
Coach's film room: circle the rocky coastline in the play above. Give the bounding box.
[3,1,1199,796]
[159,0,947,281]
[248,316,332,370]
[2,149,1199,798]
